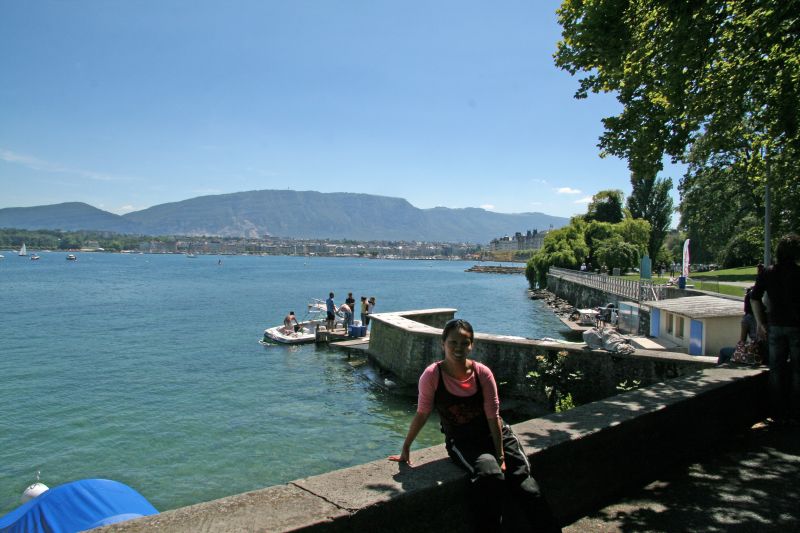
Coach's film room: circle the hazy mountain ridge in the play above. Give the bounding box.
[0,190,568,243]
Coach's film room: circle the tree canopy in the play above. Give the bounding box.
[555,0,800,265]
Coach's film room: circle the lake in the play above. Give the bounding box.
[0,252,566,514]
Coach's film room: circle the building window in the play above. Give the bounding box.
[666,312,673,335]
[676,316,685,339]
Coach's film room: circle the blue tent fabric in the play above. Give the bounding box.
[0,479,158,533]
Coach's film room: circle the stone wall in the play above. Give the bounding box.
[101,366,768,533]
[366,310,718,406]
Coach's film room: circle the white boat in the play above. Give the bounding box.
[186,253,197,258]
[66,254,77,261]
[260,299,331,345]
[19,243,27,256]
[30,253,40,261]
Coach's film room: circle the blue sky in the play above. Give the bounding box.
[0,1,683,220]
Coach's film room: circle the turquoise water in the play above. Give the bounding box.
[0,253,565,514]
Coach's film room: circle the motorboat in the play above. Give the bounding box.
[66,254,77,261]
[0,477,158,532]
[30,254,40,261]
[260,299,332,345]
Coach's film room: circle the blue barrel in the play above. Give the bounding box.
[678,276,686,289]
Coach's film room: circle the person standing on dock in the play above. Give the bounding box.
[340,301,354,330]
[360,296,369,326]
[325,292,337,331]
[389,319,560,532]
[367,296,376,326]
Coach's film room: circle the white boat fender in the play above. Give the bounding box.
[21,482,49,503]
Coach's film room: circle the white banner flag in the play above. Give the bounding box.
[682,239,691,277]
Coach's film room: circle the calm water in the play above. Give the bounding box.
[0,252,565,514]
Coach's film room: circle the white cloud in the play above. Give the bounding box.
[557,187,582,195]
[480,204,496,210]
[0,147,125,182]
[574,196,593,204]
[117,204,138,213]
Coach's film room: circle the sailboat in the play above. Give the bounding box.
[19,243,27,256]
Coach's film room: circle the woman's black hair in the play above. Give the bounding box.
[775,233,800,264]
[442,318,474,342]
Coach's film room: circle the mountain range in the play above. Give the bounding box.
[0,190,568,243]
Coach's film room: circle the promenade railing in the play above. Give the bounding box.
[548,266,667,302]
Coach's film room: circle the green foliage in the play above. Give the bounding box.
[555,393,576,413]
[595,235,641,272]
[615,217,652,257]
[526,224,589,287]
[0,228,142,251]
[721,225,763,268]
[585,190,625,224]
[628,176,674,260]
[616,380,642,393]
[527,350,583,412]
[555,0,800,264]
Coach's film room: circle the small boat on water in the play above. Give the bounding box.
[260,299,331,345]
[186,253,197,258]
[18,243,27,256]
[0,477,158,532]
[66,254,77,261]
[30,254,40,261]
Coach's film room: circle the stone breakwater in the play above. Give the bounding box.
[465,265,525,274]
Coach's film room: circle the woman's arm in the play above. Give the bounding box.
[389,411,430,465]
[488,416,505,471]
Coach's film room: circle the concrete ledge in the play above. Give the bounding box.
[101,366,768,532]
[367,309,717,404]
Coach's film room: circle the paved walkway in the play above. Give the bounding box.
[565,420,800,532]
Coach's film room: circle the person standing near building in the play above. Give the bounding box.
[751,234,800,423]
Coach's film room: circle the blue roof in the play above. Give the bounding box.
[0,479,158,533]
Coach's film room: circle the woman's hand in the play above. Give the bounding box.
[388,448,411,464]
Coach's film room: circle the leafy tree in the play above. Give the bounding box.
[614,217,651,257]
[627,175,673,260]
[720,224,763,268]
[594,235,641,272]
[526,223,589,287]
[585,189,625,224]
[555,0,800,260]
[584,220,615,266]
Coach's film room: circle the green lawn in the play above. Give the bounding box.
[622,267,754,298]
[689,266,758,282]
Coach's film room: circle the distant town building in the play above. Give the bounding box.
[489,229,549,252]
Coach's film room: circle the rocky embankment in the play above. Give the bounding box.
[528,288,577,321]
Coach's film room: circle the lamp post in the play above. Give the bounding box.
[763,147,772,266]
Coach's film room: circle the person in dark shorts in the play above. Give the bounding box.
[389,319,560,532]
[325,292,337,331]
[751,234,800,423]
